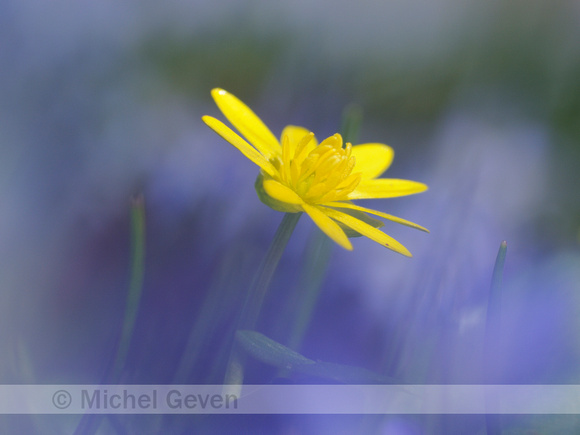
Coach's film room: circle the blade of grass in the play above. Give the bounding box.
[172,248,250,384]
[111,194,147,381]
[484,240,507,435]
[73,195,147,435]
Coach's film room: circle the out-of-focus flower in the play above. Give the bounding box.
[203,88,428,255]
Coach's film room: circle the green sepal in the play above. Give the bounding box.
[254,173,301,213]
[255,173,384,238]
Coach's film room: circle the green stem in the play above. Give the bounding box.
[224,212,301,387]
[285,231,332,350]
[237,212,302,331]
[340,103,363,144]
[74,196,147,435]
[173,248,248,383]
[112,194,147,381]
[484,240,507,435]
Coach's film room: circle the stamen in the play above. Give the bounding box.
[281,134,292,183]
[293,132,314,164]
[274,131,361,205]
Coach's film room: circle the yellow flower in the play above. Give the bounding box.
[202,88,428,256]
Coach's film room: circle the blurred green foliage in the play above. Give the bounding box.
[140,28,285,103]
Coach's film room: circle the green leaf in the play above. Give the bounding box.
[236,330,315,370]
[236,330,398,384]
[340,103,363,145]
[294,361,398,384]
[255,173,301,213]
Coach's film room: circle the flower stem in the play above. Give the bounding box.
[237,212,302,330]
[285,231,332,351]
[224,212,301,387]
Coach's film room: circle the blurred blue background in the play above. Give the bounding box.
[1,0,580,433]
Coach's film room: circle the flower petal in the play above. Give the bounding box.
[347,179,428,200]
[262,179,304,205]
[323,201,429,232]
[211,88,281,159]
[350,143,394,179]
[202,116,278,178]
[302,204,353,250]
[321,207,412,256]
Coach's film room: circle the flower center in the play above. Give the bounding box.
[275,132,361,204]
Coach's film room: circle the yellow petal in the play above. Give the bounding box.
[321,207,412,256]
[211,88,281,159]
[350,143,394,179]
[347,179,428,200]
[202,116,278,178]
[263,179,304,205]
[323,201,429,232]
[302,204,353,250]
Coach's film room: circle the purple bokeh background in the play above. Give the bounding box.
[1,0,580,433]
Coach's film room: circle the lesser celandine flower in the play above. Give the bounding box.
[203,88,428,256]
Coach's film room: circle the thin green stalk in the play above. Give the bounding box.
[224,212,301,388]
[285,232,332,351]
[341,104,362,145]
[111,194,147,381]
[172,248,248,384]
[484,240,507,435]
[237,212,302,331]
[74,195,147,435]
